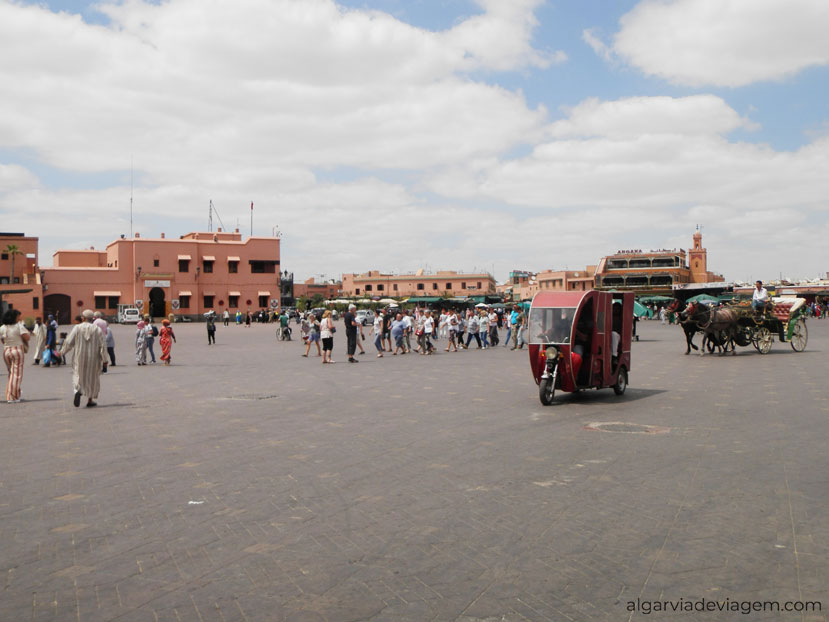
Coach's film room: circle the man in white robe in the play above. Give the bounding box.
[31,317,47,364]
[60,309,106,407]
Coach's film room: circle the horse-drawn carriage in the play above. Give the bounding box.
[675,297,808,355]
[731,298,808,354]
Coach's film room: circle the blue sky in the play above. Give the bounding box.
[1,0,828,282]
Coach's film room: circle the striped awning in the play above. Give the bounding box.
[202,291,216,296]
[227,256,240,261]
[178,291,192,296]
[93,290,121,296]
[229,291,241,296]
[202,255,215,261]
[258,291,271,296]
[177,254,191,260]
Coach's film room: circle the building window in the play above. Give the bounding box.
[355,288,360,295]
[258,295,268,308]
[0,278,7,285]
[153,259,159,267]
[203,295,214,308]
[446,283,452,290]
[417,283,424,290]
[203,260,214,273]
[108,296,119,309]
[228,295,239,308]
[179,295,190,309]
[33,297,39,310]
[179,259,190,272]
[377,284,384,291]
[393,284,398,291]
[228,261,238,273]
[461,282,466,289]
[477,282,482,289]
[0,253,7,260]
[250,260,277,273]
[94,296,106,309]
[366,284,373,292]
[432,282,438,290]
[13,277,19,284]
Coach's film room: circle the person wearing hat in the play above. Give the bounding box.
[60,309,106,407]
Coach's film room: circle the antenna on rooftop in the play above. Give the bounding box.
[208,200,226,232]
[130,157,134,238]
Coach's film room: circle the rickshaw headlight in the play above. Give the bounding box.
[545,346,559,360]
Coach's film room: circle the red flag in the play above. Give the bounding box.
[251,201,253,211]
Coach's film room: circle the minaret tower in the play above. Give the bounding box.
[688,225,708,282]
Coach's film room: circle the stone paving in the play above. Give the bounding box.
[1,318,827,621]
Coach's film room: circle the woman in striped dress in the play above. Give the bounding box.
[1,310,31,403]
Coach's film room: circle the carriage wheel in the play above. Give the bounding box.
[539,377,556,405]
[734,326,752,347]
[790,319,808,352]
[754,327,773,354]
[613,368,628,396]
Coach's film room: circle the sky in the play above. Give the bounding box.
[1,0,828,284]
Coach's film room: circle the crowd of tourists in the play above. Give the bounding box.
[296,304,529,364]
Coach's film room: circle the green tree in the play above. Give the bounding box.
[4,244,23,283]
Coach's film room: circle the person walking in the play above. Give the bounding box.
[1,309,30,403]
[159,319,177,365]
[319,310,335,364]
[144,316,157,363]
[31,317,46,365]
[343,304,360,363]
[511,305,525,350]
[465,310,482,349]
[418,309,435,354]
[372,309,385,357]
[245,310,252,328]
[391,313,407,355]
[135,320,149,365]
[402,309,414,353]
[478,309,489,349]
[206,311,217,345]
[60,309,106,407]
[488,308,499,346]
[223,309,230,326]
[105,325,116,366]
[93,311,109,372]
[303,313,322,357]
[43,315,58,367]
[445,311,459,352]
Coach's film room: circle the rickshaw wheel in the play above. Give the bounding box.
[539,377,555,405]
[790,319,807,352]
[613,368,628,396]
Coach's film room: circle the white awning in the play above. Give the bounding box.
[177,254,191,260]
[229,291,241,296]
[202,255,215,261]
[227,256,240,261]
[93,290,121,296]
[202,291,216,296]
[258,291,271,296]
[178,291,192,296]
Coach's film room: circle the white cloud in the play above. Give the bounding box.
[0,164,39,193]
[609,0,829,87]
[582,28,612,64]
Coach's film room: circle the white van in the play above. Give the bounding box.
[119,308,141,323]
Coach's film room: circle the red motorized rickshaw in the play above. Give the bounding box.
[528,291,634,405]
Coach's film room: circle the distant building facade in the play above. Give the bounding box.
[0,232,43,319]
[594,230,723,293]
[293,277,341,301]
[41,229,280,321]
[342,270,496,298]
[499,267,596,301]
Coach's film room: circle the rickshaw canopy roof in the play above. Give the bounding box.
[530,291,587,308]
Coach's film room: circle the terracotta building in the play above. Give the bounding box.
[499,267,596,301]
[292,277,341,301]
[0,232,44,320]
[594,230,723,293]
[41,229,280,322]
[341,270,496,298]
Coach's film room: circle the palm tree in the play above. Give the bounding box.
[4,244,23,283]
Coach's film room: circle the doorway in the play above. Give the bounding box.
[44,294,71,324]
[149,287,166,319]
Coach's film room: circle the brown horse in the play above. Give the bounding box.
[698,305,739,356]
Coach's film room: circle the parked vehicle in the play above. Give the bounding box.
[355,310,372,325]
[528,290,633,405]
[118,307,141,323]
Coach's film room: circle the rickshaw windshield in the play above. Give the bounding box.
[528,307,576,344]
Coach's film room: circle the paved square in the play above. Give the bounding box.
[1,319,827,621]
